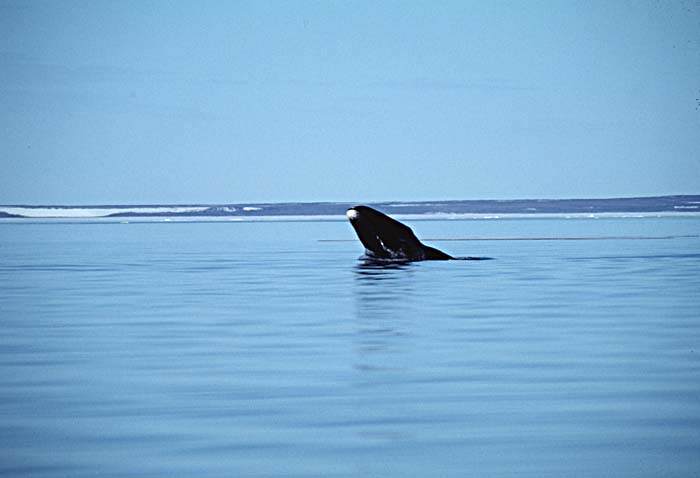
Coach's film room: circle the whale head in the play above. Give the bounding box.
[346,205,452,261]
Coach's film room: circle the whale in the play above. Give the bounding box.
[346,205,492,262]
[346,205,454,261]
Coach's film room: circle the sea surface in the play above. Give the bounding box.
[1,216,699,477]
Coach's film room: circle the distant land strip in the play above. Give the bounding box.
[1,195,699,219]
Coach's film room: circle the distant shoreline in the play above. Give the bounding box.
[1,195,699,220]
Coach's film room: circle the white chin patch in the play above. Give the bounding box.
[346,209,359,220]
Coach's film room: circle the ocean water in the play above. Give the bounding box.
[1,217,699,477]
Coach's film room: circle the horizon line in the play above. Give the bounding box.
[1,193,699,208]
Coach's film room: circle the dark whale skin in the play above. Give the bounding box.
[346,205,453,261]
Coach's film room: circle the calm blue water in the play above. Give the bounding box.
[1,217,699,477]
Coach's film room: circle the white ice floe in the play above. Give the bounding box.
[0,206,210,218]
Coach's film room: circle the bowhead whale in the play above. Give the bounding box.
[346,206,492,262]
[346,205,453,261]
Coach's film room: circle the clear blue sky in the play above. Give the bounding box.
[1,0,698,204]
